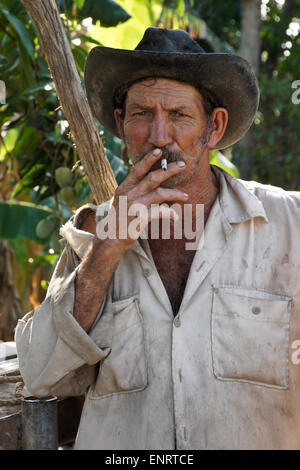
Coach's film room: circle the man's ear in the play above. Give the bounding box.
[114,108,123,137]
[207,107,228,149]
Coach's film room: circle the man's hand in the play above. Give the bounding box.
[97,148,188,249]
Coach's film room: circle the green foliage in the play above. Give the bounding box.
[59,0,131,27]
[240,0,300,189]
[0,200,52,242]
[182,0,300,189]
[260,0,300,78]
[186,0,241,49]
[243,75,300,190]
[89,0,162,49]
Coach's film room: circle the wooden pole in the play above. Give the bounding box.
[22,0,117,204]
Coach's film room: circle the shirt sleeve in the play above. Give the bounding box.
[15,204,112,398]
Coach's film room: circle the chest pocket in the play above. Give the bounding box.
[211,286,292,389]
[91,295,148,399]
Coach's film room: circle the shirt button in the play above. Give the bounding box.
[143,269,152,277]
[252,306,261,315]
[174,317,181,328]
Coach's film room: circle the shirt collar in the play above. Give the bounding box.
[211,165,269,225]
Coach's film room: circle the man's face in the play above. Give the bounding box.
[115,78,212,188]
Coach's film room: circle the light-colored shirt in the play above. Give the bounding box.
[15,166,300,450]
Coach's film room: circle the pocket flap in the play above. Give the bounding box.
[213,286,292,323]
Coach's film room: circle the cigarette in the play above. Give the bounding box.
[161,158,167,171]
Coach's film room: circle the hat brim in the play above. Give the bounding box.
[84,47,259,150]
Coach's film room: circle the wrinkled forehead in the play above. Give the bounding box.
[127,77,202,106]
[128,77,198,92]
[114,77,203,109]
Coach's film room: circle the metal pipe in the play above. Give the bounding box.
[21,396,58,450]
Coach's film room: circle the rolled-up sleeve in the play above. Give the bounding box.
[15,204,111,398]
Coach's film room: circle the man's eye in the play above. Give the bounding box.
[134,111,147,116]
[173,111,186,117]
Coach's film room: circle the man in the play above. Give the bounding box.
[15,28,300,450]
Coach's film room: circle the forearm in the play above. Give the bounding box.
[15,245,108,397]
[74,238,127,332]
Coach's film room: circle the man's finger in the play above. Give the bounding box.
[138,187,188,206]
[134,160,186,194]
[126,148,162,184]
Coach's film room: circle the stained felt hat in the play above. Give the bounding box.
[84,27,259,150]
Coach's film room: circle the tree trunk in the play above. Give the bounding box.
[236,0,262,179]
[239,0,262,76]
[22,0,117,204]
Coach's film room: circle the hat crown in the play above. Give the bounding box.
[135,27,205,54]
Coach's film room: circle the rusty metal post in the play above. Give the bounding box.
[21,396,58,450]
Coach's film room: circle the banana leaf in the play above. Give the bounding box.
[59,0,131,27]
[0,200,52,242]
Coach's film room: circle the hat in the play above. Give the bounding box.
[84,27,259,150]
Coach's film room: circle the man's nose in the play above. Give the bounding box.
[148,113,173,148]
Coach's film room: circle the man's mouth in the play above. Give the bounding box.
[135,148,185,172]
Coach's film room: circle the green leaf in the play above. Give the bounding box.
[1,56,19,75]
[17,38,35,87]
[164,0,185,13]
[89,0,159,50]
[77,0,131,27]
[175,0,185,16]
[9,237,28,269]
[74,177,91,203]
[10,163,46,199]
[0,55,9,70]
[0,200,52,242]
[105,148,128,184]
[74,0,85,8]
[75,34,103,45]
[210,150,239,178]
[0,5,34,57]
[0,124,23,161]
[71,44,88,71]
[34,252,59,264]
[57,0,73,16]
[9,0,24,17]
[21,82,53,96]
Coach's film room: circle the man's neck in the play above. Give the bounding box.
[179,163,219,221]
[169,161,219,227]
